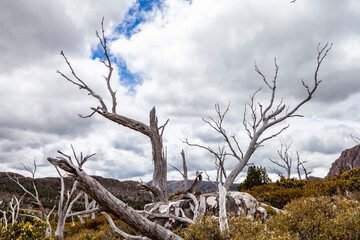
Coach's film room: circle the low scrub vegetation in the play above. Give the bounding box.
[244,168,360,208]
[0,218,52,240]
[182,195,360,240]
[1,169,360,239]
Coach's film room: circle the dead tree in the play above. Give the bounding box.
[48,152,183,240]
[170,150,189,190]
[296,151,311,180]
[101,212,151,240]
[54,149,86,240]
[9,195,25,224]
[186,43,332,190]
[83,193,97,221]
[6,161,47,221]
[0,200,7,228]
[6,161,57,236]
[268,141,293,179]
[0,211,6,228]
[21,206,56,237]
[57,18,169,203]
[183,142,229,232]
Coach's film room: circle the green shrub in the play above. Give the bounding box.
[237,166,271,191]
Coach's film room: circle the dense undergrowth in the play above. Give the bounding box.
[183,195,360,240]
[244,167,360,208]
[1,168,360,239]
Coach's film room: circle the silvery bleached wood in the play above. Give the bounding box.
[54,162,84,240]
[57,18,169,203]
[185,43,332,191]
[48,155,183,240]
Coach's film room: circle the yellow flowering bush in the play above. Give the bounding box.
[268,195,360,239]
[65,214,138,240]
[0,218,52,240]
[246,168,360,208]
[181,213,291,240]
[180,195,360,239]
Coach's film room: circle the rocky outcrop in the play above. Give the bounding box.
[325,145,360,179]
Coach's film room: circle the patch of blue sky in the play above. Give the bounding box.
[91,0,165,95]
[91,44,142,95]
[115,0,163,39]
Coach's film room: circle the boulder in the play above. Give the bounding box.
[144,191,267,229]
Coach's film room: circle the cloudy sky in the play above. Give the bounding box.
[0,0,359,183]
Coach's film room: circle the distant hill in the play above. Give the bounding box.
[0,172,152,210]
[0,171,240,211]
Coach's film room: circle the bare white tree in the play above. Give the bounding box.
[47,152,183,240]
[296,151,311,180]
[0,200,7,228]
[186,43,332,191]
[21,206,56,237]
[6,161,48,221]
[170,150,189,190]
[268,141,293,179]
[101,212,151,240]
[84,193,97,220]
[57,18,169,203]
[6,161,57,237]
[9,195,25,224]
[53,148,87,240]
[184,138,229,232]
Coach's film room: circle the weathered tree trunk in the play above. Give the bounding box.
[149,108,168,202]
[218,184,228,232]
[0,210,7,228]
[58,19,169,203]
[54,167,83,240]
[48,157,182,240]
[187,44,332,191]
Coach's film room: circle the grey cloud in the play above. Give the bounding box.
[294,125,355,155]
[1,0,360,181]
[0,0,134,72]
[0,0,80,72]
[112,136,148,156]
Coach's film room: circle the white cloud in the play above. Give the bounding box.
[0,0,359,183]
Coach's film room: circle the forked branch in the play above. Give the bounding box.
[57,19,169,202]
[186,43,332,190]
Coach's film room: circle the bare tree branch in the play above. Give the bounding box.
[67,207,100,218]
[58,19,168,202]
[48,153,182,240]
[54,163,84,239]
[186,171,203,194]
[186,43,331,190]
[101,212,150,240]
[9,194,25,224]
[268,141,293,179]
[6,161,47,220]
[223,43,330,190]
[170,149,189,190]
[297,151,312,180]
